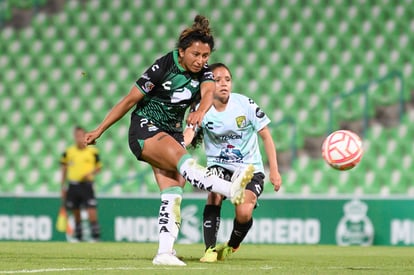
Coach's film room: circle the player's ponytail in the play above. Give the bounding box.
[177,15,215,51]
[189,127,204,149]
[192,15,211,35]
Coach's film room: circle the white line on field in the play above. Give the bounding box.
[327,266,377,270]
[0,266,209,274]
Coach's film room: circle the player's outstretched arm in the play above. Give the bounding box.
[259,126,282,191]
[186,81,214,127]
[85,86,144,145]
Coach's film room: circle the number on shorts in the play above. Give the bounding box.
[140,118,149,128]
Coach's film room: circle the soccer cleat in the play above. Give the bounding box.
[152,253,187,266]
[215,243,238,261]
[200,247,218,263]
[230,164,255,205]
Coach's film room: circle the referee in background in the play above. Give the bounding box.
[60,126,102,242]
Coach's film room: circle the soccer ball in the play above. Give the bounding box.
[322,130,363,170]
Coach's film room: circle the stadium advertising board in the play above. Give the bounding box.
[0,197,413,246]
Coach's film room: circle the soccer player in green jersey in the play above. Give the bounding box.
[184,63,282,262]
[84,15,254,266]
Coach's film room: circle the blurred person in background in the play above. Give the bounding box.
[61,126,102,242]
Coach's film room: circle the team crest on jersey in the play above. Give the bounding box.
[236,116,247,128]
[142,81,155,93]
[190,79,199,87]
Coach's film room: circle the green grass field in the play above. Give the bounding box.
[0,243,413,274]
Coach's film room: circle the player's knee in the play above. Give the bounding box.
[206,192,223,205]
[235,205,253,223]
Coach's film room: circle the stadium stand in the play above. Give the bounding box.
[0,0,413,195]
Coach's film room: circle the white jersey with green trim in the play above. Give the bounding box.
[201,93,271,173]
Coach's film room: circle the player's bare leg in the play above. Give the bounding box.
[141,132,254,204]
[234,190,256,223]
[151,167,186,266]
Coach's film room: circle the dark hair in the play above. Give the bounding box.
[74,126,86,132]
[189,126,204,149]
[209,63,232,78]
[177,15,215,51]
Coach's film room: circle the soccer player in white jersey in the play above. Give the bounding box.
[185,63,282,262]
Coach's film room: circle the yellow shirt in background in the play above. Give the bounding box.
[60,145,102,182]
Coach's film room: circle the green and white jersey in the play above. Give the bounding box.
[134,50,214,133]
[201,93,271,173]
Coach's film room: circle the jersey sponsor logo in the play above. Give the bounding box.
[256,107,265,118]
[190,79,199,87]
[216,144,244,163]
[236,116,247,128]
[217,133,242,141]
[142,81,155,93]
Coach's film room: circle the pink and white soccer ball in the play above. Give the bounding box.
[322,130,363,170]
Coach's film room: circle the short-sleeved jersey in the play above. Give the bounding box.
[134,50,214,133]
[201,93,271,173]
[60,145,102,182]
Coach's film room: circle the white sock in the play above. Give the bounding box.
[177,154,231,197]
[157,186,182,255]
